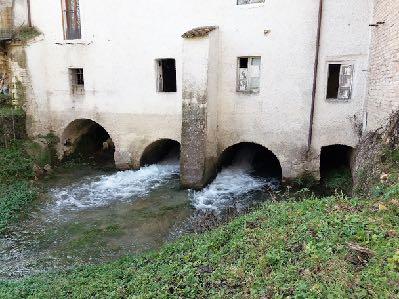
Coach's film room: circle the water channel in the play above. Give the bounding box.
[0,159,279,279]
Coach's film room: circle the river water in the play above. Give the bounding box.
[0,160,279,279]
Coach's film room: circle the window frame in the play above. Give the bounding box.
[236,0,265,5]
[69,68,85,96]
[155,58,177,93]
[61,0,82,40]
[325,62,354,102]
[236,56,262,94]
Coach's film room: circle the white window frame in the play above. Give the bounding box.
[326,62,354,101]
[237,0,265,5]
[237,56,261,94]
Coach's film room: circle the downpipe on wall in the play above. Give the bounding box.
[307,0,324,151]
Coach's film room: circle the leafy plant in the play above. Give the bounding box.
[323,167,353,194]
[0,141,34,183]
[13,26,41,42]
[0,141,37,234]
[293,172,318,189]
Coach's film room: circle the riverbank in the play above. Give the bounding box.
[0,141,37,234]
[1,188,398,298]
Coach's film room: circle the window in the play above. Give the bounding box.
[62,0,81,40]
[156,59,177,92]
[326,64,353,100]
[69,68,84,95]
[237,57,261,93]
[237,0,265,5]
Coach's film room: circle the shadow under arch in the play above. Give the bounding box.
[140,139,181,167]
[320,144,354,180]
[62,119,115,165]
[218,142,282,180]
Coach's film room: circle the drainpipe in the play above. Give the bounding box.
[307,0,323,150]
[27,0,32,27]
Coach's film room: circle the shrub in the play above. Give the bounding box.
[0,181,37,233]
[0,141,34,184]
[323,167,352,194]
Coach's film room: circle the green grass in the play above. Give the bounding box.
[0,191,397,298]
[0,107,25,117]
[323,167,353,195]
[14,26,41,42]
[0,142,37,234]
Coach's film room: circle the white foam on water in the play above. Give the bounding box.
[49,162,179,212]
[191,164,279,211]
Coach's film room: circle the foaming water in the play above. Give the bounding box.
[49,162,179,213]
[191,163,280,211]
[0,161,187,279]
[0,158,281,279]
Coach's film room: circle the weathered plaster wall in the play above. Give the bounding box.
[13,0,376,184]
[181,30,219,189]
[215,0,320,179]
[310,0,373,175]
[0,1,12,30]
[12,0,29,27]
[365,0,399,131]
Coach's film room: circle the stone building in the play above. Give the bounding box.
[1,0,398,188]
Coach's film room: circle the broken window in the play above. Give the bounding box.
[62,0,81,40]
[156,59,177,92]
[237,0,265,4]
[69,68,84,95]
[237,57,261,93]
[326,63,353,100]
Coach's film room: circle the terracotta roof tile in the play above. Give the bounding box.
[182,26,218,38]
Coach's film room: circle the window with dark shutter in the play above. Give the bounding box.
[326,63,353,100]
[156,59,177,92]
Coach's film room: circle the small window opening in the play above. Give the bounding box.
[62,0,81,40]
[326,63,353,100]
[69,68,84,95]
[237,0,265,5]
[237,57,261,93]
[239,58,248,69]
[156,59,177,92]
[327,64,341,99]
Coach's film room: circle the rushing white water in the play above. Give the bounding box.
[49,162,179,212]
[0,158,282,279]
[191,164,280,211]
[48,158,278,213]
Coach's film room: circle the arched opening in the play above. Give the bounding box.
[320,144,354,192]
[218,142,282,180]
[140,139,180,166]
[62,119,115,165]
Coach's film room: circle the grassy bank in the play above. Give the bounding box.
[0,141,37,234]
[0,190,398,298]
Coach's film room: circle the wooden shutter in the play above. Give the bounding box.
[338,64,353,100]
[157,60,164,92]
[249,57,261,92]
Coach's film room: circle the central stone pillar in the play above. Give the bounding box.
[180,26,219,189]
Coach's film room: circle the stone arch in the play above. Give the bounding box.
[61,119,115,165]
[140,138,181,166]
[320,144,355,180]
[218,142,282,179]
